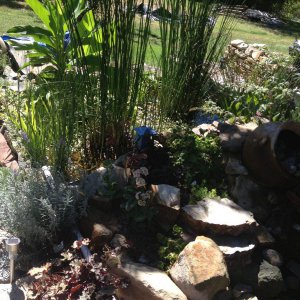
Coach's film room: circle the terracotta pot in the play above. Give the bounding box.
[242,122,300,188]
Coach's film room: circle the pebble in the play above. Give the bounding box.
[262,249,283,267]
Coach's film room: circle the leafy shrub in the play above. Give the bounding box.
[156,225,186,271]
[219,50,300,122]
[167,123,224,188]
[0,168,85,251]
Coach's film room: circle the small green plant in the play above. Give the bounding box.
[0,167,84,251]
[167,123,224,188]
[190,182,219,204]
[156,225,186,271]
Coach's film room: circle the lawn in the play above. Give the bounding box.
[0,1,40,35]
[0,1,298,62]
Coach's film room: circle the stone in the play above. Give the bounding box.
[0,284,25,300]
[232,283,253,298]
[152,184,181,230]
[181,198,257,236]
[213,235,256,269]
[262,249,283,267]
[110,259,187,300]
[257,260,284,298]
[225,156,248,176]
[111,234,129,249]
[151,184,180,208]
[169,236,229,300]
[218,122,258,153]
[79,207,120,238]
[230,175,268,210]
[237,43,249,50]
[245,46,256,56]
[192,123,219,136]
[255,226,275,247]
[231,40,244,48]
[287,260,300,279]
[0,133,18,170]
[251,50,264,61]
[90,224,113,251]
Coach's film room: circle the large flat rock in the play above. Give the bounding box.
[110,259,187,300]
[181,198,258,236]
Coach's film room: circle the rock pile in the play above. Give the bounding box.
[222,39,269,79]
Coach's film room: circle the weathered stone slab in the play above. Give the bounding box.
[110,259,187,300]
[181,198,258,236]
[170,236,229,300]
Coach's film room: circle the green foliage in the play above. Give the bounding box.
[5,81,77,172]
[156,225,186,271]
[220,51,300,123]
[167,123,223,187]
[280,0,300,20]
[0,168,84,251]
[190,182,219,204]
[0,52,7,74]
[7,0,93,79]
[157,0,234,118]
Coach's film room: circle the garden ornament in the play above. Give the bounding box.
[134,126,157,151]
[5,237,20,283]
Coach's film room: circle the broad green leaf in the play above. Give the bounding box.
[25,0,52,32]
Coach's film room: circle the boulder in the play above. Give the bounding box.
[90,223,113,251]
[225,156,248,176]
[255,226,275,247]
[262,249,283,267]
[180,198,257,236]
[257,260,284,298]
[169,236,229,300]
[213,235,256,269]
[231,40,244,48]
[79,207,120,238]
[218,123,258,153]
[110,259,187,300]
[152,184,181,231]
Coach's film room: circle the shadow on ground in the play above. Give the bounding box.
[0,0,26,9]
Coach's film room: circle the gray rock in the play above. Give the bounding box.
[218,122,257,153]
[170,236,229,300]
[151,184,180,208]
[230,175,268,210]
[181,198,258,236]
[257,260,284,298]
[225,157,248,176]
[110,259,187,300]
[255,226,275,247]
[152,184,181,231]
[231,40,245,48]
[214,235,256,269]
[262,249,283,267]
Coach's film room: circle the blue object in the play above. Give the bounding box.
[134,126,157,151]
[63,31,70,50]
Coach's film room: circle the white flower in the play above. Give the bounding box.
[135,191,142,200]
[136,177,146,188]
[132,169,141,178]
[140,167,149,176]
[137,199,146,206]
[141,191,151,201]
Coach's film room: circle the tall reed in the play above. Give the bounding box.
[157,0,235,118]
